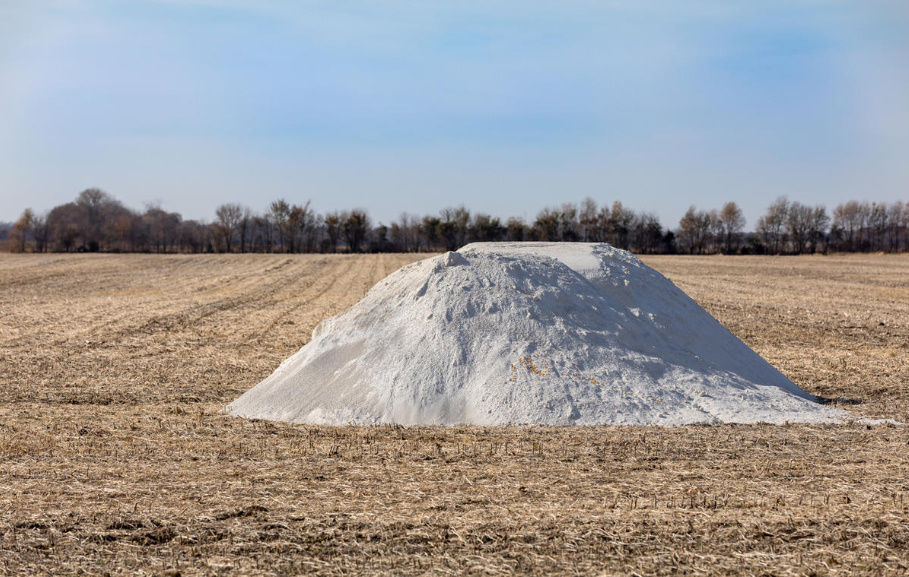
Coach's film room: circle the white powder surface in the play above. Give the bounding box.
[226,242,849,425]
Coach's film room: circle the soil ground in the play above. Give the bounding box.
[0,252,907,576]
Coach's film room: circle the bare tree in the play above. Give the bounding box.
[559,203,580,242]
[607,201,635,249]
[678,205,711,254]
[269,199,292,253]
[10,208,34,253]
[286,202,315,253]
[807,205,830,254]
[395,213,421,252]
[506,217,526,242]
[177,220,211,253]
[756,197,789,254]
[421,216,443,250]
[439,206,470,249]
[76,188,107,249]
[631,212,664,254]
[578,198,599,242]
[128,212,150,252]
[786,202,813,254]
[718,202,745,254]
[237,207,253,253]
[110,210,137,252]
[47,203,82,252]
[706,209,723,253]
[214,203,244,253]
[868,202,889,251]
[887,201,907,252]
[324,211,342,253]
[832,200,867,252]
[532,207,561,241]
[32,212,50,253]
[342,210,370,253]
[253,214,273,253]
[388,222,405,252]
[74,188,128,251]
[469,213,505,242]
[145,205,181,253]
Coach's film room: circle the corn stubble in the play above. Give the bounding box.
[1,253,907,576]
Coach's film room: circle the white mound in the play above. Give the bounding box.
[227,242,848,425]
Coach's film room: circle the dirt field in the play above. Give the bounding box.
[1,252,907,576]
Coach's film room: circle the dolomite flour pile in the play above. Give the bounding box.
[227,242,848,425]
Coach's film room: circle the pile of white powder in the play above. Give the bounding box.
[226,242,848,425]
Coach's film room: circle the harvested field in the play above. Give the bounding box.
[644,255,909,422]
[0,252,907,576]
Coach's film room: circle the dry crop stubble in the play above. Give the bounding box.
[642,254,909,422]
[0,252,908,576]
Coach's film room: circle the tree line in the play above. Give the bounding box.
[6,189,908,255]
[675,198,908,255]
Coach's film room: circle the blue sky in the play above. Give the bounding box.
[1,0,907,228]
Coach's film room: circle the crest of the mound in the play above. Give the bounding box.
[226,242,847,425]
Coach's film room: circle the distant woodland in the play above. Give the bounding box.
[5,189,908,255]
